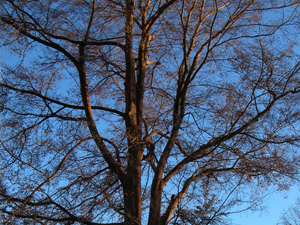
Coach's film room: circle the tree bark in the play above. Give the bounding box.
[123,1,143,224]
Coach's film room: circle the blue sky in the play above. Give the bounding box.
[229,185,300,225]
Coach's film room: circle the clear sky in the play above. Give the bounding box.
[229,185,300,225]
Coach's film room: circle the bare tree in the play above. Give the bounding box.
[278,198,300,225]
[0,0,300,224]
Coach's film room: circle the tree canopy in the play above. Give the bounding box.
[1,0,300,224]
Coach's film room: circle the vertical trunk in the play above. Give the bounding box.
[123,1,143,224]
[123,158,142,225]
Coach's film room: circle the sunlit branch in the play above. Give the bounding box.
[76,44,126,184]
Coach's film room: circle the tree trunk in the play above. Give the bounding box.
[123,1,143,224]
[123,151,142,225]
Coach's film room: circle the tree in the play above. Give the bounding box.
[0,0,300,224]
[278,198,300,225]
